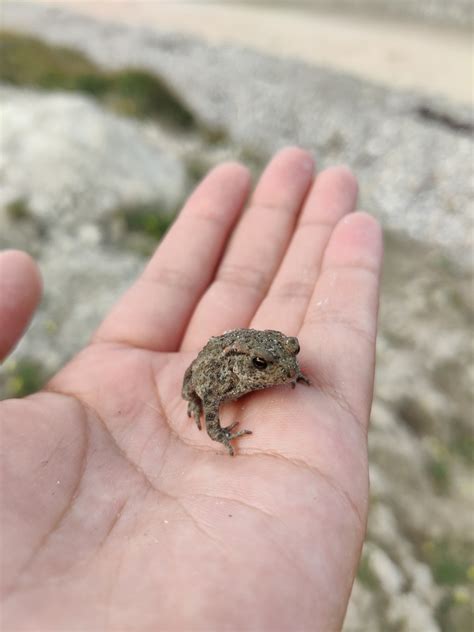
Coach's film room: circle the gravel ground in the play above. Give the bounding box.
[3,1,473,264]
[30,0,474,105]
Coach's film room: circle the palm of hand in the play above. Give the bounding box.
[1,148,382,631]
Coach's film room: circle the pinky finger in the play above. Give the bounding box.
[0,250,42,362]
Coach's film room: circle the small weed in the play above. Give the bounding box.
[426,456,451,494]
[356,552,379,590]
[6,198,32,221]
[108,201,177,256]
[422,539,473,586]
[185,155,213,186]
[425,438,452,494]
[119,203,175,241]
[450,434,474,466]
[1,358,47,399]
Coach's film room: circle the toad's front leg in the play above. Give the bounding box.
[202,397,252,456]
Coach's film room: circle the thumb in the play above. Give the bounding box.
[0,250,42,362]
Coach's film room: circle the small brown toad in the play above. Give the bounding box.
[182,328,310,455]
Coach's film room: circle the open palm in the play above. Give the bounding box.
[1,148,382,632]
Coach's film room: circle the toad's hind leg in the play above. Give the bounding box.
[203,401,252,456]
[187,395,203,430]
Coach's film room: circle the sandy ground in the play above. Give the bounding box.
[31,0,473,105]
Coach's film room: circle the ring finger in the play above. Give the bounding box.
[251,166,358,334]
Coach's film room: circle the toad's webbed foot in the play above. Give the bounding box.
[297,374,311,385]
[292,373,310,388]
[208,421,252,456]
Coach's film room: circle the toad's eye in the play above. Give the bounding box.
[252,357,268,370]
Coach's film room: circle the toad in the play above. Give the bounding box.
[182,328,310,455]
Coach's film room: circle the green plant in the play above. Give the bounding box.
[450,434,474,466]
[0,30,198,131]
[6,198,32,221]
[108,69,195,130]
[422,539,473,586]
[119,203,175,241]
[425,438,452,494]
[356,552,379,590]
[2,358,47,398]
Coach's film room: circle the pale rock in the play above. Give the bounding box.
[386,593,441,632]
[367,544,405,596]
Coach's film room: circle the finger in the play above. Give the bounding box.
[299,212,383,426]
[181,147,315,351]
[0,250,42,362]
[94,162,251,352]
[251,166,358,333]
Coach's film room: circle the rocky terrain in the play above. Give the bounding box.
[245,0,474,29]
[0,3,472,630]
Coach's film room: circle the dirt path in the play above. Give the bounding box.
[33,0,473,105]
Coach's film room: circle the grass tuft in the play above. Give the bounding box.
[0,30,197,131]
[356,552,380,590]
[2,358,47,398]
[422,539,474,586]
[5,198,32,221]
[118,202,175,241]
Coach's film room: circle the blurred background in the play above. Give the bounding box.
[0,1,472,630]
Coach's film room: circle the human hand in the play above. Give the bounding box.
[1,147,383,631]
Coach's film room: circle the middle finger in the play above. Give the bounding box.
[181,147,314,351]
[251,166,358,334]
